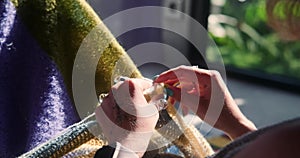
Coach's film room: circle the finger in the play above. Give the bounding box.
[163,78,180,85]
[168,97,176,105]
[114,78,153,97]
[111,80,138,117]
[115,79,155,118]
[95,91,117,123]
[124,79,150,102]
[154,69,178,83]
[131,78,153,91]
[176,82,195,90]
[113,79,146,97]
[166,85,202,113]
[155,69,189,83]
[155,66,200,84]
[166,83,199,97]
[158,75,196,87]
[127,79,159,118]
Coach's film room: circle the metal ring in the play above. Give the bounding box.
[99,93,109,105]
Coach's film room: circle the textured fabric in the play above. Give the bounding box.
[209,117,300,158]
[0,0,80,157]
[0,0,148,157]
[19,117,98,158]
[1,0,212,157]
[0,0,144,157]
[63,138,104,158]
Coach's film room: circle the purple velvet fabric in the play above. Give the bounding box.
[0,0,80,157]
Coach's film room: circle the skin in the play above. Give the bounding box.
[154,65,256,139]
[155,66,300,157]
[95,0,300,156]
[95,66,300,157]
[95,78,159,157]
[95,66,256,157]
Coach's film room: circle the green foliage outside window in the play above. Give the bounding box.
[208,0,300,79]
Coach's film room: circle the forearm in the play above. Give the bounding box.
[219,95,257,139]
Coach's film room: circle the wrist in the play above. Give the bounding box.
[119,141,148,158]
[116,142,140,158]
[227,118,257,139]
[118,131,153,157]
[223,95,257,139]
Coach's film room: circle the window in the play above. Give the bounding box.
[207,0,300,91]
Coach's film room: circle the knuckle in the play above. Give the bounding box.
[209,70,221,78]
[111,86,118,92]
[177,65,188,70]
[118,79,134,89]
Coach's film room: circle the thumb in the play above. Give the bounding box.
[165,85,201,114]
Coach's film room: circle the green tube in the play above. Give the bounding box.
[13,0,141,98]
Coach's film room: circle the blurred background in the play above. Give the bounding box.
[86,0,300,142]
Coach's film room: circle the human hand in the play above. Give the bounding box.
[95,78,159,157]
[155,66,256,139]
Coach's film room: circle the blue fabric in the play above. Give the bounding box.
[0,0,80,157]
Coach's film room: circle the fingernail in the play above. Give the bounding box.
[119,76,129,81]
[165,87,174,97]
[114,76,129,84]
